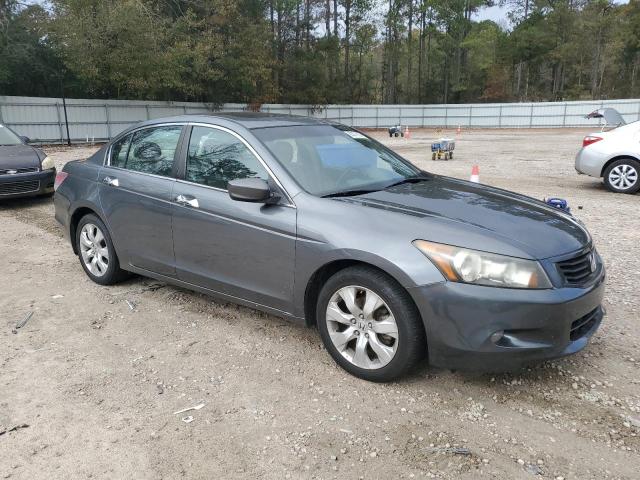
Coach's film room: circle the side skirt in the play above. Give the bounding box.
[125,264,306,325]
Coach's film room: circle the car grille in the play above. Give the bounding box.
[0,180,40,196]
[570,307,600,341]
[0,167,39,175]
[556,250,595,286]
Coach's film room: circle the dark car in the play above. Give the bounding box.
[0,124,56,198]
[53,114,605,382]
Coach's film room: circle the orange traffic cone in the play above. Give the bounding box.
[470,165,480,183]
[405,126,411,139]
[457,125,461,135]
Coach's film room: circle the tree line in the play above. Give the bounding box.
[1,0,639,106]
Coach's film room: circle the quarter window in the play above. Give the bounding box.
[186,126,269,189]
[121,126,182,177]
[110,133,132,168]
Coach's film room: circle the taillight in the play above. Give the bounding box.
[583,135,603,148]
[54,171,68,191]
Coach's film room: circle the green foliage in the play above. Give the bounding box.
[1,0,639,103]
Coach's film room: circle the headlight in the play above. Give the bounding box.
[413,240,552,289]
[40,156,55,170]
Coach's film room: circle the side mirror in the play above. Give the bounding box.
[228,178,273,203]
[20,136,30,144]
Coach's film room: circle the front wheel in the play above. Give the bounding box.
[603,159,640,194]
[316,266,426,382]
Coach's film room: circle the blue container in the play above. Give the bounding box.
[545,197,571,213]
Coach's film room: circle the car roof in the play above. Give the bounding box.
[135,112,335,130]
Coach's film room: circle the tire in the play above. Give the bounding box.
[394,132,399,137]
[603,159,640,194]
[432,152,436,161]
[76,214,128,285]
[316,266,426,382]
[449,152,454,160]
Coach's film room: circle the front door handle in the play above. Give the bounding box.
[175,194,199,208]
[103,176,119,187]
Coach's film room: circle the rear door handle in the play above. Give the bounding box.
[103,176,119,187]
[175,194,199,208]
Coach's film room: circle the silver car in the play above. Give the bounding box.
[575,120,640,194]
[54,114,605,381]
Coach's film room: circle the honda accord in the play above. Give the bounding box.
[54,114,605,381]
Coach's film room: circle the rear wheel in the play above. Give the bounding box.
[603,158,640,194]
[76,214,128,285]
[316,266,426,382]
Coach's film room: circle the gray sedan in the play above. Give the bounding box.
[0,124,56,198]
[54,114,605,381]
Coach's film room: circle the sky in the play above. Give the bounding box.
[475,0,631,27]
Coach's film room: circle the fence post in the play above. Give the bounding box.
[0,101,4,124]
[104,104,112,140]
[55,102,64,144]
[562,102,567,127]
[61,96,71,145]
[498,105,503,128]
[469,105,473,128]
[375,106,379,128]
[145,105,151,120]
[444,105,448,128]
[529,103,534,128]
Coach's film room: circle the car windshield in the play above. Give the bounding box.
[0,125,23,145]
[253,125,422,197]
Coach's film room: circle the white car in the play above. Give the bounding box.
[575,120,640,194]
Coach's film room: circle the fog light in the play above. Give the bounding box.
[490,330,504,344]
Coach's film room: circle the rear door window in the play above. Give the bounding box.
[119,126,182,177]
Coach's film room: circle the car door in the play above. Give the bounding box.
[98,124,185,276]
[171,124,297,313]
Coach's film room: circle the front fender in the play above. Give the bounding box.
[292,239,445,319]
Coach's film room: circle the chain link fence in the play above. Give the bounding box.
[1,95,639,144]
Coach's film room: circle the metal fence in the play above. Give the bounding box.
[2,95,639,144]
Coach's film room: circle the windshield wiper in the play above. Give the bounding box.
[322,188,380,198]
[384,175,431,189]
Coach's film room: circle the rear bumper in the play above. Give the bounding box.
[0,169,56,199]
[53,190,72,244]
[408,270,605,372]
[575,148,605,178]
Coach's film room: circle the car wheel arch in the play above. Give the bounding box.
[69,205,109,255]
[600,155,640,177]
[303,259,420,328]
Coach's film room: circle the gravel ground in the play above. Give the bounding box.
[1,129,638,480]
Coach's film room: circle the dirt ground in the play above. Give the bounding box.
[1,128,638,480]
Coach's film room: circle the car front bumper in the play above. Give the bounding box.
[0,168,56,199]
[408,270,605,371]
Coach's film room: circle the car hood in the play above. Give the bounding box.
[341,176,590,259]
[0,145,41,169]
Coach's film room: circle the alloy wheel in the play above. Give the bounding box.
[325,286,399,370]
[608,164,638,190]
[79,223,110,277]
